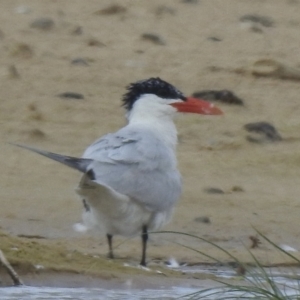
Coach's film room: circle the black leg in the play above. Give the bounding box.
[106,234,114,259]
[140,225,148,266]
[82,199,90,212]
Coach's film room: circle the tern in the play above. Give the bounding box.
[14,78,222,266]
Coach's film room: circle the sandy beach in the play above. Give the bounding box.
[1,0,300,286]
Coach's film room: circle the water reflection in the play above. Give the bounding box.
[2,265,300,299]
[0,286,197,300]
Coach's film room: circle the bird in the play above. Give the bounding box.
[14,77,222,266]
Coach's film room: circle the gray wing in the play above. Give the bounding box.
[13,127,182,212]
[82,127,182,211]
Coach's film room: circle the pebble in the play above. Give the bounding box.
[251,58,300,81]
[240,22,264,33]
[231,186,245,192]
[207,37,222,42]
[141,33,166,45]
[11,43,34,59]
[194,216,211,224]
[5,65,20,79]
[57,92,84,100]
[87,38,105,47]
[95,4,127,15]
[71,58,89,66]
[71,26,83,35]
[27,129,46,140]
[181,0,199,3]
[203,187,225,194]
[239,14,274,27]
[192,90,244,105]
[31,129,45,137]
[244,122,282,143]
[30,17,55,30]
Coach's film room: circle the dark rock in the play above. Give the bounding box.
[240,14,274,27]
[231,186,245,192]
[28,129,46,139]
[11,43,34,59]
[141,33,166,45]
[7,65,20,79]
[30,18,55,30]
[181,0,199,3]
[207,37,222,42]
[192,90,244,105]
[204,187,225,194]
[194,216,211,224]
[95,4,127,15]
[87,38,105,47]
[244,122,282,143]
[71,26,83,35]
[57,92,84,100]
[71,58,89,66]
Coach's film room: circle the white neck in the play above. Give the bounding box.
[126,94,178,149]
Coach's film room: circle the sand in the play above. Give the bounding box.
[1,0,300,285]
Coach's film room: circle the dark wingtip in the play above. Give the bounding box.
[11,143,92,173]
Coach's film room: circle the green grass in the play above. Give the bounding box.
[155,229,300,300]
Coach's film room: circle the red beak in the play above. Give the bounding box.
[170,97,223,115]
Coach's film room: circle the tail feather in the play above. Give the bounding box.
[12,143,92,173]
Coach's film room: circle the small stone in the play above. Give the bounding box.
[27,103,39,112]
[192,90,244,105]
[231,186,245,192]
[244,122,282,143]
[236,265,246,276]
[240,14,274,27]
[249,235,261,249]
[28,129,46,139]
[10,43,34,59]
[95,4,127,15]
[71,26,83,35]
[240,22,264,33]
[207,37,222,42]
[57,92,84,100]
[71,58,89,66]
[141,33,166,45]
[181,0,199,3]
[34,265,45,270]
[204,187,225,194]
[87,38,105,47]
[194,216,211,224]
[7,65,20,79]
[30,18,55,30]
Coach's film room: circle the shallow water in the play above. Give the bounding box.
[180,265,300,297]
[0,286,199,300]
[2,265,300,299]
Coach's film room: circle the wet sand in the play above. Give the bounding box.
[1,0,300,286]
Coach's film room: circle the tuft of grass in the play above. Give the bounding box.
[154,229,300,299]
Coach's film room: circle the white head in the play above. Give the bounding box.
[122,78,223,149]
[122,77,223,121]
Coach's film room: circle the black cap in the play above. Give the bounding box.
[122,77,186,111]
